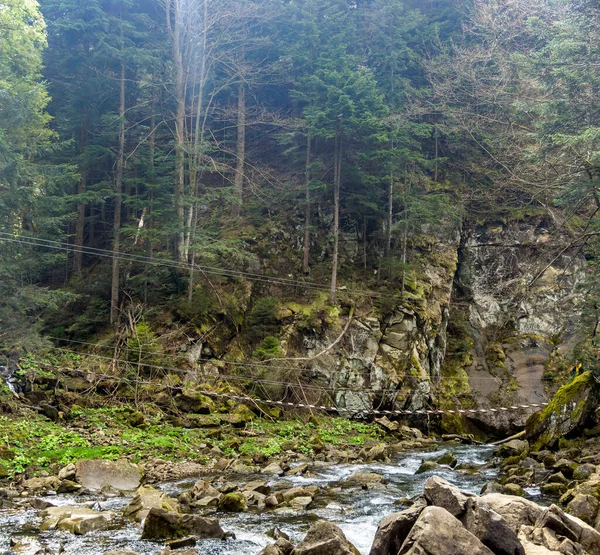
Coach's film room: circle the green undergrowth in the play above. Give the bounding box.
[0,405,383,479]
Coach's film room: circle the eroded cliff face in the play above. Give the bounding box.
[450,216,586,433]
[186,214,585,434]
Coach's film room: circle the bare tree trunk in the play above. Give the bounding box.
[110,31,126,326]
[73,118,87,274]
[170,0,186,262]
[329,131,342,306]
[232,79,246,218]
[303,135,311,274]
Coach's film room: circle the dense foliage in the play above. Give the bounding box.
[1,0,599,365]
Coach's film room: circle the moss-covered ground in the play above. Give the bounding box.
[0,402,384,480]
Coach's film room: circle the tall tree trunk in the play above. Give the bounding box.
[110,34,126,326]
[232,79,246,218]
[170,0,186,262]
[329,131,342,306]
[303,135,311,274]
[73,115,88,273]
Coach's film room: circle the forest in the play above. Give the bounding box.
[3,1,600,554]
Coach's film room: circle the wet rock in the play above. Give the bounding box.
[260,546,286,555]
[494,440,529,458]
[282,486,318,503]
[218,492,247,512]
[436,452,458,468]
[242,479,270,494]
[265,494,279,508]
[73,459,142,492]
[479,493,543,534]
[397,506,494,555]
[289,496,312,510]
[480,482,504,494]
[165,536,197,549]
[287,464,309,476]
[415,460,439,474]
[291,519,360,555]
[460,497,525,555]
[346,473,386,486]
[141,508,224,540]
[369,503,425,555]
[123,485,180,522]
[424,475,474,517]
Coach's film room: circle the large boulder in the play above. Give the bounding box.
[369,504,425,555]
[423,475,474,517]
[526,504,600,554]
[123,486,180,522]
[141,508,224,540]
[397,506,494,555]
[73,459,142,492]
[526,372,600,451]
[479,493,543,534]
[460,497,525,555]
[291,520,360,555]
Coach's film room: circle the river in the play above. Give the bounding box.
[0,443,539,555]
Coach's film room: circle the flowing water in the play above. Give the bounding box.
[0,443,533,555]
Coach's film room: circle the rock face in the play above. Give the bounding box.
[290,520,360,555]
[526,372,600,451]
[73,459,142,492]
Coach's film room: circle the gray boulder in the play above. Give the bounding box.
[397,506,494,555]
[291,520,360,555]
[141,508,224,540]
[74,459,142,492]
[479,493,543,534]
[461,497,525,555]
[369,503,425,555]
[423,475,474,517]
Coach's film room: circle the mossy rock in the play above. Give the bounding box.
[218,492,247,512]
[526,372,599,451]
[174,391,215,414]
[219,404,254,427]
[186,414,220,428]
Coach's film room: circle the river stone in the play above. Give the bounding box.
[291,519,360,555]
[479,493,543,534]
[22,476,61,492]
[123,486,180,522]
[366,444,387,462]
[415,460,439,474]
[74,459,142,492]
[494,440,529,458]
[141,508,224,540]
[374,416,399,433]
[346,473,386,486]
[424,475,474,517]
[218,492,247,512]
[369,503,425,555]
[460,497,525,555]
[566,493,599,526]
[436,452,458,468]
[259,546,285,555]
[397,506,494,555]
[58,514,109,535]
[573,463,596,481]
[289,496,312,510]
[262,462,285,476]
[104,551,140,555]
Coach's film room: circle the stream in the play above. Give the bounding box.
[0,443,540,555]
